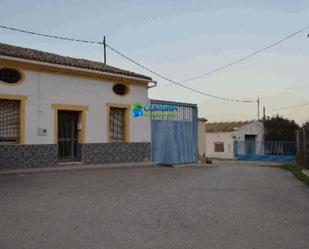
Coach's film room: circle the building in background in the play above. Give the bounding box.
[0,43,153,169]
[205,121,264,159]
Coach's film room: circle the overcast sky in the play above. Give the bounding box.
[1,0,308,124]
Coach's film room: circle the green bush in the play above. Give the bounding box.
[281,164,309,186]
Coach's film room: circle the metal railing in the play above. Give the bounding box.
[235,141,296,156]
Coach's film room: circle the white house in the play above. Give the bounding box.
[205,121,264,159]
[0,42,154,169]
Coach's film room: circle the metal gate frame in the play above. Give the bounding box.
[150,99,198,164]
[58,110,80,162]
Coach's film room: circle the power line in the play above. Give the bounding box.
[0,24,255,103]
[106,44,255,103]
[161,25,309,87]
[271,102,309,111]
[2,24,307,112]
[0,25,103,44]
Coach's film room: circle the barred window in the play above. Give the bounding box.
[109,107,126,142]
[0,68,22,84]
[0,99,20,143]
[214,142,224,152]
[113,84,128,96]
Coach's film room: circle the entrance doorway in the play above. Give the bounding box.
[58,110,80,161]
[245,135,256,155]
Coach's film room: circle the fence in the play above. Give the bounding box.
[234,141,296,162]
[296,129,309,168]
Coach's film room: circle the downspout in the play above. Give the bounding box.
[147,80,157,162]
[148,80,157,89]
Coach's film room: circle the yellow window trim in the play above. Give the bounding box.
[106,103,130,143]
[0,67,25,86]
[0,93,27,144]
[51,103,88,144]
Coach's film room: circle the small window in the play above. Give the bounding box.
[113,84,129,96]
[0,99,20,143]
[214,142,224,152]
[109,107,126,142]
[0,68,22,84]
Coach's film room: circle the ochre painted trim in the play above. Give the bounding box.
[51,103,88,144]
[0,67,25,86]
[0,93,27,144]
[106,103,130,143]
[0,59,149,87]
[0,93,27,101]
[51,104,89,111]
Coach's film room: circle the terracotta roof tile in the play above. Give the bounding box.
[206,121,254,132]
[0,42,152,81]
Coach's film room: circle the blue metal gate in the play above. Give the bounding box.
[150,100,198,164]
[234,140,296,162]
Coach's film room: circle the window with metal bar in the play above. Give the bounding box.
[214,142,224,152]
[0,99,20,143]
[109,107,126,142]
[0,68,22,84]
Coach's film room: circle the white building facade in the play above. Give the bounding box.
[205,121,264,159]
[0,43,153,169]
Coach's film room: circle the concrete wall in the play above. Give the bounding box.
[197,119,206,159]
[205,121,264,159]
[205,131,236,159]
[236,121,264,144]
[0,69,151,144]
[235,121,264,155]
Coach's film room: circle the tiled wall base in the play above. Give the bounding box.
[0,144,57,169]
[0,142,151,169]
[81,142,151,164]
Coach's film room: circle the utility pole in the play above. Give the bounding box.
[103,36,106,64]
[263,106,266,120]
[257,97,260,120]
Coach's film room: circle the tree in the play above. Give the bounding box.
[262,115,299,141]
[302,122,309,132]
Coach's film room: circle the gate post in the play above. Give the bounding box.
[233,140,238,159]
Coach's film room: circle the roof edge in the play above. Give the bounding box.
[0,55,152,84]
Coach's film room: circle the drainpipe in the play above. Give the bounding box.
[148,80,157,89]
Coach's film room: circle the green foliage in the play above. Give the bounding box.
[262,115,299,141]
[281,164,309,186]
[302,122,309,131]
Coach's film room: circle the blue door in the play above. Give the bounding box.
[151,100,198,164]
[245,135,256,155]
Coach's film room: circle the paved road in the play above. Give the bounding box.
[0,164,308,249]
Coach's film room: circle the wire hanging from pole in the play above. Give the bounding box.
[1,24,307,103]
[106,44,256,103]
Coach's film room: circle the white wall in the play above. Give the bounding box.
[0,69,151,144]
[235,121,264,155]
[205,132,236,159]
[205,121,264,159]
[197,119,206,158]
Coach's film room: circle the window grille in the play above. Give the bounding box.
[109,107,126,142]
[214,142,224,152]
[0,68,22,84]
[113,84,128,96]
[0,99,20,143]
[149,100,196,122]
